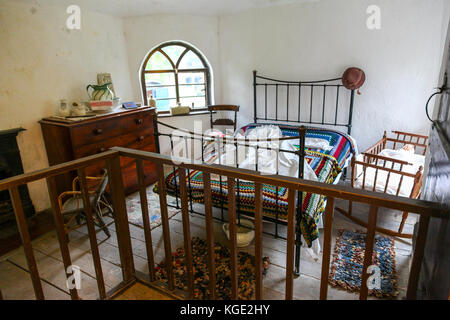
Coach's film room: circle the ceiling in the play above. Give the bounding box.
[10,0,318,17]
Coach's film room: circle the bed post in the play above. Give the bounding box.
[151,108,161,154]
[294,126,307,276]
[347,89,355,136]
[253,70,258,124]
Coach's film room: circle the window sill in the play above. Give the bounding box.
[157,110,215,118]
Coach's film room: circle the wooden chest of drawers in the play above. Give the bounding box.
[39,107,158,195]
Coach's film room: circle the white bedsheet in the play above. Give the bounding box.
[209,125,318,182]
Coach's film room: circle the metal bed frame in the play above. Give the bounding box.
[152,70,356,276]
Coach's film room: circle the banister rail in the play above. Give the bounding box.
[112,147,449,219]
[0,147,449,301]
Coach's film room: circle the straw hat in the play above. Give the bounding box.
[342,67,365,90]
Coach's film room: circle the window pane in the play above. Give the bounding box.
[178,50,204,69]
[180,96,206,109]
[179,84,206,98]
[154,98,176,112]
[178,72,205,85]
[144,73,176,100]
[161,45,186,65]
[145,50,173,70]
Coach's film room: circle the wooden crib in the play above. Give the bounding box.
[336,131,429,238]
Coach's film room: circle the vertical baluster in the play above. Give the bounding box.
[275,84,279,121]
[322,85,326,124]
[9,186,45,300]
[218,137,225,221]
[136,159,156,281]
[309,85,314,123]
[107,156,135,282]
[178,168,194,298]
[203,172,216,299]
[298,83,302,122]
[287,84,290,121]
[359,205,378,300]
[170,136,179,209]
[235,141,241,225]
[184,136,194,212]
[254,182,263,300]
[320,197,335,300]
[227,177,238,299]
[406,215,430,299]
[46,176,79,300]
[335,86,340,125]
[155,161,175,290]
[265,84,268,120]
[77,168,106,299]
[285,188,296,300]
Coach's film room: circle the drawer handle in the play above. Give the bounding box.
[99,147,106,153]
[136,119,143,125]
[138,136,144,142]
[94,128,103,135]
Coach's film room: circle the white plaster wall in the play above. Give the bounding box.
[0,1,134,211]
[121,14,221,156]
[218,0,447,151]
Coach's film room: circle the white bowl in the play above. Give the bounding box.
[222,219,255,247]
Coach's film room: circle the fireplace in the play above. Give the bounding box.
[0,128,35,225]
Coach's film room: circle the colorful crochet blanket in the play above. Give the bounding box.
[154,124,356,246]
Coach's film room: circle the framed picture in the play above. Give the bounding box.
[97,73,116,95]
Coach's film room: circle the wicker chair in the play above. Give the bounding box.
[58,171,112,238]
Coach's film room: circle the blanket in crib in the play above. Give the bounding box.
[154,124,356,246]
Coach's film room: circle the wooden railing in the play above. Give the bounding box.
[0,147,449,300]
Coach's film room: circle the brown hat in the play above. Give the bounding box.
[342,67,365,90]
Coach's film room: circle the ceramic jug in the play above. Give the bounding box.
[86,82,115,101]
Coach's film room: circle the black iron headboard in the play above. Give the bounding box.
[253,70,355,135]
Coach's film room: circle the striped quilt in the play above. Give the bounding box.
[154,124,356,246]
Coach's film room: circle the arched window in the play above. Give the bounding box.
[141,41,212,113]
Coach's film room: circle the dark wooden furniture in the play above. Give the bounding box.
[0,128,35,224]
[208,105,239,131]
[39,107,158,195]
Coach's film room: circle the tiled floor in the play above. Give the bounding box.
[0,187,415,300]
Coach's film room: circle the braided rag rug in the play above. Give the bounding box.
[154,124,356,246]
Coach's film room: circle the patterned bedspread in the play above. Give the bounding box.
[154,123,356,246]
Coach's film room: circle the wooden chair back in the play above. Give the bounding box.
[208,105,240,131]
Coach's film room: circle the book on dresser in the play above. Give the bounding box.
[39,107,159,196]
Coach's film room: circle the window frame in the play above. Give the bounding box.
[140,41,212,114]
